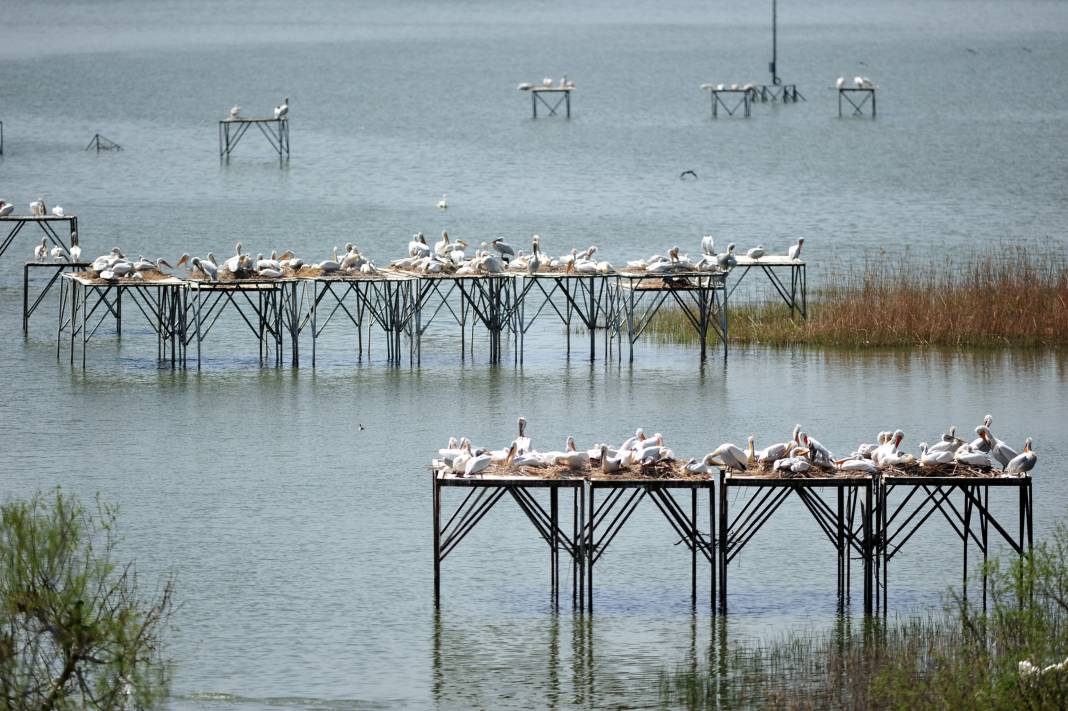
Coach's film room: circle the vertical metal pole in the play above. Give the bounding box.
[864,479,873,615]
[691,487,698,606]
[116,287,122,336]
[551,486,559,606]
[771,0,778,85]
[578,483,585,611]
[22,263,30,336]
[718,470,728,613]
[963,485,972,599]
[587,483,594,612]
[566,91,571,118]
[838,90,842,118]
[871,90,876,118]
[837,486,845,603]
[573,484,578,608]
[532,91,537,119]
[710,482,716,610]
[432,472,441,608]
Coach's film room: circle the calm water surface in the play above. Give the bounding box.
[2,1,1068,708]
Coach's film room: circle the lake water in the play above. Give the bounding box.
[2,0,1068,708]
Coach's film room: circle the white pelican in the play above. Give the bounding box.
[527,236,543,274]
[757,439,791,464]
[451,441,473,474]
[70,243,81,262]
[229,105,241,119]
[709,443,748,471]
[787,238,804,260]
[716,83,725,91]
[99,269,116,281]
[110,261,134,277]
[133,255,155,271]
[745,245,766,259]
[223,243,244,273]
[155,258,173,272]
[853,76,864,88]
[491,442,518,464]
[1006,439,1036,475]
[928,425,964,454]
[515,417,532,453]
[836,458,878,474]
[437,193,448,210]
[190,257,219,281]
[30,198,46,217]
[601,445,625,474]
[274,96,289,120]
[716,243,737,270]
[542,77,553,87]
[969,416,994,451]
[860,77,874,89]
[517,82,532,91]
[50,246,67,261]
[492,238,515,262]
[555,435,590,469]
[409,233,430,258]
[686,454,719,475]
[51,205,65,217]
[700,83,713,91]
[872,430,904,467]
[33,239,48,261]
[773,447,812,473]
[729,83,739,90]
[920,442,954,467]
[433,231,450,257]
[0,200,13,217]
[835,76,845,90]
[981,429,1018,468]
[315,258,340,273]
[258,268,283,278]
[701,235,715,256]
[802,433,833,467]
[954,445,992,469]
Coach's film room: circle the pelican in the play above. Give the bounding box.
[491,442,519,465]
[853,76,864,88]
[872,430,904,467]
[920,442,954,467]
[836,458,878,474]
[708,443,748,471]
[955,445,992,469]
[409,232,430,258]
[1005,439,1036,475]
[773,447,812,474]
[802,433,833,467]
[30,198,47,216]
[860,77,874,89]
[50,246,67,261]
[451,441,473,474]
[110,260,133,277]
[316,259,340,273]
[542,77,553,87]
[517,82,532,91]
[516,417,532,453]
[787,238,804,260]
[155,258,173,272]
[33,239,48,261]
[716,83,725,91]
[434,231,450,257]
[437,193,448,210]
[701,235,715,256]
[729,83,739,90]
[224,243,244,273]
[745,245,766,259]
[686,454,719,475]
[190,257,219,281]
[492,238,515,262]
[99,270,116,281]
[836,76,845,90]
[228,105,241,119]
[448,240,469,267]
[51,205,65,217]
[133,255,155,271]
[981,428,1018,468]
[527,235,543,274]
[0,200,13,217]
[274,96,289,120]
[176,253,191,268]
[928,425,964,454]
[559,74,568,88]
[600,445,625,473]
[757,439,791,464]
[258,268,283,278]
[716,243,737,270]
[969,416,994,451]
[70,243,81,262]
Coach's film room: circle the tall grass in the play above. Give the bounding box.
[659,523,1068,710]
[650,248,1068,348]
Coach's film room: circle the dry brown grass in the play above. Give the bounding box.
[651,247,1068,349]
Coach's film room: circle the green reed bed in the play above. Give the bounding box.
[659,523,1068,710]
[649,249,1068,349]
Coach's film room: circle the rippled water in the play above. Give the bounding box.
[3,0,1068,708]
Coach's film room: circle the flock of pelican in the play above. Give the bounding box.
[1,197,67,219]
[436,415,1037,478]
[174,242,379,281]
[697,78,875,92]
[517,76,576,91]
[225,96,289,121]
[836,76,875,89]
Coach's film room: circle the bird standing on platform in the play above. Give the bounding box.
[30,198,46,216]
[33,238,47,261]
[836,76,845,89]
[51,206,65,217]
[50,246,67,262]
[0,200,13,217]
[542,77,553,87]
[701,235,715,257]
[190,257,218,281]
[787,238,804,260]
[274,97,289,120]
[70,243,81,262]
[1006,438,1037,474]
[853,76,864,88]
[229,105,241,120]
[437,193,448,210]
[492,238,515,263]
[746,245,766,259]
[409,232,430,258]
[716,243,737,270]
[434,231,451,257]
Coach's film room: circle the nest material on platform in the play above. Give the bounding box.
[879,462,1009,479]
[296,265,390,280]
[186,266,299,283]
[73,269,174,285]
[735,464,859,480]
[439,458,712,481]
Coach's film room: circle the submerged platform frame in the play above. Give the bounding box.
[727,256,807,318]
[218,117,290,160]
[0,215,79,262]
[705,88,751,118]
[529,87,572,118]
[838,87,876,118]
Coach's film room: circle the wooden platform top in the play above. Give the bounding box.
[733,255,805,267]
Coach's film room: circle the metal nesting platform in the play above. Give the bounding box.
[704,88,752,118]
[512,271,623,363]
[0,215,79,262]
[527,87,573,118]
[727,256,807,318]
[617,271,728,361]
[838,87,876,118]
[431,462,1034,616]
[184,278,300,368]
[218,117,290,160]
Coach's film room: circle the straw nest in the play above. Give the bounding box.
[879,462,1014,479]
[186,267,299,283]
[440,459,713,481]
[72,269,174,285]
[733,464,863,480]
[296,266,391,281]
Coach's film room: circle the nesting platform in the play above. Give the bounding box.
[727,256,807,318]
[86,133,122,152]
[838,87,876,118]
[218,117,290,160]
[617,271,728,361]
[23,261,90,335]
[703,88,751,118]
[527,87,573,118]
[431,460,1033,616]
[0,215,79,262]
[753,84,804,103]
